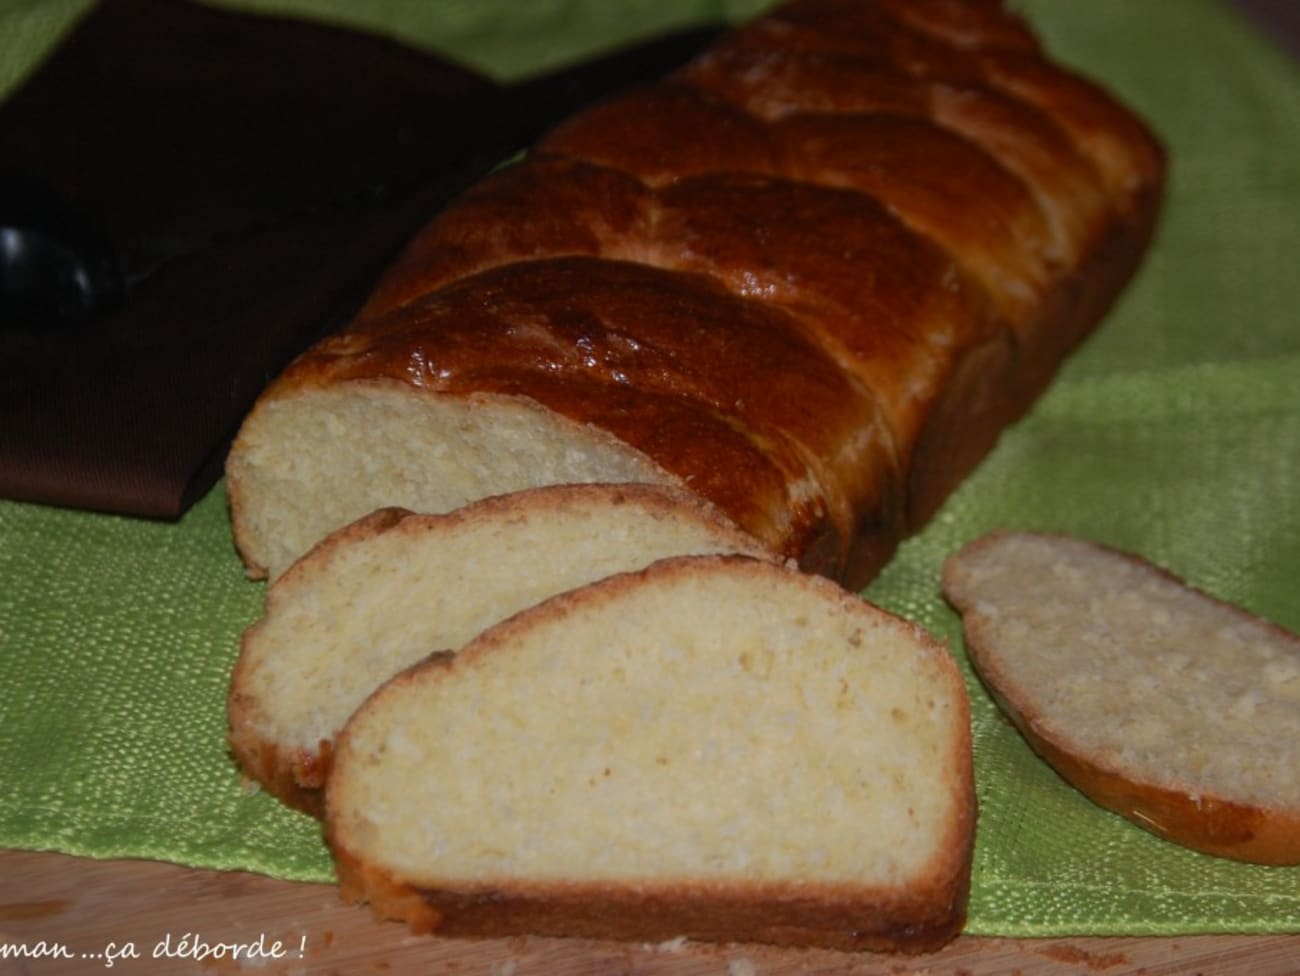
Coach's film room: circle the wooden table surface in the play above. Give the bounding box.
[2,849,1297,976]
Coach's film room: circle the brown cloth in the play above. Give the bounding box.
[0,0,716,519]
[0,0,500,518]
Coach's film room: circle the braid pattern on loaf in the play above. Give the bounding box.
[267,0,1164,584]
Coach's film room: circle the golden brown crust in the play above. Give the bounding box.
[330,842,969,953]
[678,36,1113,269]
[346,155,1010,545]
[229,0,1165,589]
[225,725,332,818]
[652,173,1002,444]
[540,81,784,188]
[275,257,903,574]
[358,157,655,318]
[1000,706,1300,867]
[944,531,1300,867]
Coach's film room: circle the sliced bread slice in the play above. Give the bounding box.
[325,554,974,953]
[228,483,774,816]
[942,530,1300,866]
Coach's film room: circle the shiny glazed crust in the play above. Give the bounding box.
[227,0,1164,587]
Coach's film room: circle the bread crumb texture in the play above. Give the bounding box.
[237,485,768,754]
[945,532,1300,813]
[230,384,671,579]
[329,556,970,890]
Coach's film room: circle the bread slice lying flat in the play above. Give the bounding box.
[943,530,1300,866]
[228,483,773,816]
[326,555,974,952]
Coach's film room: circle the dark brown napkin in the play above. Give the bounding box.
[0,0,499,518]
[0,0,717,519]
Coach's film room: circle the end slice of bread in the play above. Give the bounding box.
[228,483,774,815]
[325,555,974,952]
[943,530,1300,866]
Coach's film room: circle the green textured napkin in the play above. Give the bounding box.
[1,0,1297,938]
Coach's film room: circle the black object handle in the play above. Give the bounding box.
[0,166,124,330]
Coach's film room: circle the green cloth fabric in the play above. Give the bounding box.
[2,0,1297,938]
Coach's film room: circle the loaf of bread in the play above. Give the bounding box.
[942,530,1300,866]
[228,483,774,815]
[326,554,975,952]
[226,0,1164,585]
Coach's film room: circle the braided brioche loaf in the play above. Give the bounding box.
[226,0,1164,585]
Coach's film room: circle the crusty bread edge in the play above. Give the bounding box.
[331,844,970,953]
[324,554,976,952]
[228,506,411,817]
[943,529,1300,867]
[227,484,773,817]
[904,150,1164,545]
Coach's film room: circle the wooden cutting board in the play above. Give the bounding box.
[2,849,1297,975]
